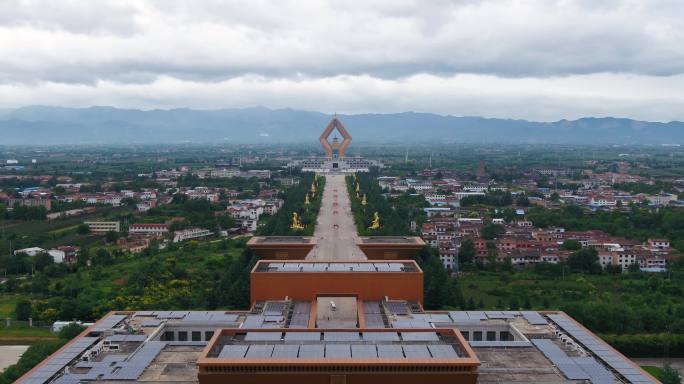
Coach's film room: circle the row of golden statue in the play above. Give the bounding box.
[291,175,321,230]
[352,173,381,230]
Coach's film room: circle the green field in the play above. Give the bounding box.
[0,295,20,319]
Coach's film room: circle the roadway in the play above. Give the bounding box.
[306,174,366,261]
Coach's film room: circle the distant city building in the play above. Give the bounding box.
[13,247,46,257]
[8,197,52,211]
[173,227,212,242]
[84,221,121,233]
[129,223,169,237]
[47,246,80,263]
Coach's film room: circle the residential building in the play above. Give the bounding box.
[84,221,121,233]
[129,223,169,237]
[173,228,212,242]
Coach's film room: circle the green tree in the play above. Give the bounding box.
[458,238,476,265]
[92,249,114,266]
[567,248,599,272]
[76,224,90,235]
[105,230,119,243]
[58,323,86,340]
[660,364,682,384]
[33,252,54,272]
[481,223,505,240]
[560,239,582,251]
[14,299,32,321]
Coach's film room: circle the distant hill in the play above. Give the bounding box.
[0,106,682,145]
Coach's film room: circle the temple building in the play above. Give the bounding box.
[289,116,382,173]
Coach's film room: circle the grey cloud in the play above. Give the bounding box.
[0,0,141,35]
[0,0,683,86]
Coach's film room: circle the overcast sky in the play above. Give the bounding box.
[1,0,683,121]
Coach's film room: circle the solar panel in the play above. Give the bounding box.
[547,313,657,383]
[245,332,282,341]
[428,344,458,358]
[284,332,321,342]
[350,344,377,359]
[401,332,440,342]
[326,344,351,358]
[324,332,361,342]
[402,345,431,358]
[363,301,382,314]
[272,344,300,358]
[293,301,311,313]
[299,344,325,358]
[427,314,451,323]
[388,263,404,271]
[466,311,487,320]
[355,263,375,271]
[219,345,248,358]
[386,301,409,315]
[242,315,264,328]
[364,314,385,328]
[264,301,287,316]
[362,332,400,341]
[245,345,275,358]
[374,263,390,271]
[377,344,404,358]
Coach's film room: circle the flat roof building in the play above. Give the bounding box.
[19,260,658,384]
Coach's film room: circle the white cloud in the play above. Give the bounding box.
[0,0,683,120]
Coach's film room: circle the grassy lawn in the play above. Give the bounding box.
[0,325,57,345]
[0,294,22,319]
[641,365,665,380]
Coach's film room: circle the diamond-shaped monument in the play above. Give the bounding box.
[319,116,352,158]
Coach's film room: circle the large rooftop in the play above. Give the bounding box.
[356,236,425,244]
[253,261,421,273]
[248,236,316,244]
[19,308,657,384]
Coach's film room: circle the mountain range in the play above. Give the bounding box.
[0,106,682,145]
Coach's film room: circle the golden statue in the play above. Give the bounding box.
[368,212,381,230]
[304,194,310,205]
[361,194,367,206]
[311,183,317,194]
[290,212,305,230]
[355,183,360,193]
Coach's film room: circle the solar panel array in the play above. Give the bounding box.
[217,341,459,359]
[289,301,311,328]
[547,314,656,383]
[37,341,166,384]
[105,334,148,342]
[389,310,551,328]
[19,337,99,384]
[263,262,410,272]
[133,311,241,327]
[521,311,548,325]
[386,301,410,315]
[91,314,127,332]
[532,339,616,384]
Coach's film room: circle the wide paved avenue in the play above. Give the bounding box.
[306,174,366,261]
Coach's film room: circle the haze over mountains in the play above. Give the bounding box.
[0,106,682,145]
